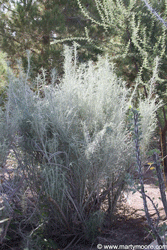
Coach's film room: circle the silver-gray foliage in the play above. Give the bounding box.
[2,45,161,241]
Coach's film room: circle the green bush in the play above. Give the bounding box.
[4,44,161,247]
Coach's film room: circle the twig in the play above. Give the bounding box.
[141,0,167,28]
[133,109,163,246]
[143,192,160,229]
[48,196,70,231]
[153,152,167,218]
[0,216,12,244]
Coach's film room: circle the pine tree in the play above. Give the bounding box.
[0,0,106,78]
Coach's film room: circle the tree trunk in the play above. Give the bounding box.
[160,125,167,173]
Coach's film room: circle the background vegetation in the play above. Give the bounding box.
[0,0,167,248]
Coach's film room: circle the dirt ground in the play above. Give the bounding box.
[71,165,167,250]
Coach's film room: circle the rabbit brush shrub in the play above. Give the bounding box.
[6,44,161,243]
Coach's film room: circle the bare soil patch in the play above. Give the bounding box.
[71,166,167,250]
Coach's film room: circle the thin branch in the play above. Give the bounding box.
[153,152,167,218]
[133,109,163,246]
[141,0,167,28]
[163,106,167,123]
[0,3,17,15]
[48,196,70,231]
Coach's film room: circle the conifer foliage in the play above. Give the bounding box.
[0,0,103,77]
[1,45,161,248]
